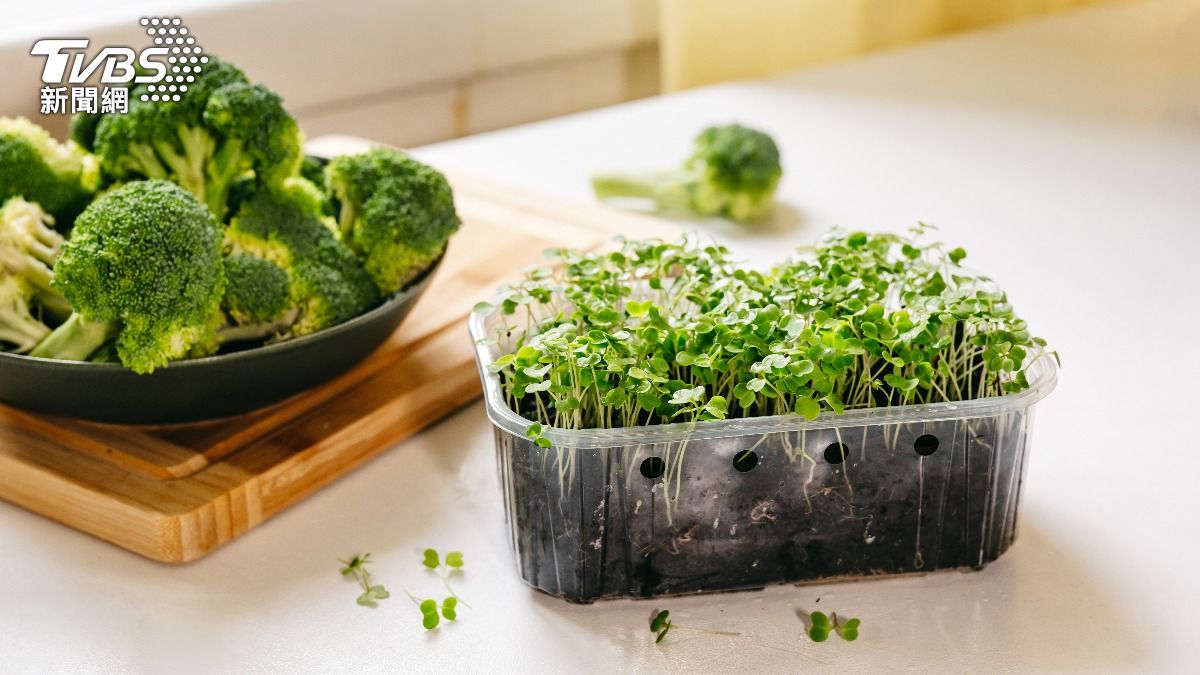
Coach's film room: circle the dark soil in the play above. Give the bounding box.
[498,409,1032,603]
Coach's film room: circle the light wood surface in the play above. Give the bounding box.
[0,137,678,563]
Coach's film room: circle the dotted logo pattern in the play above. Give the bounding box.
[138,17,208,103]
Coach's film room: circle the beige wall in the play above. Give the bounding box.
[659,0,1126,91]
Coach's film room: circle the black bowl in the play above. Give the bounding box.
[0,262,439,425]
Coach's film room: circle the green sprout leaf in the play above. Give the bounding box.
[837,617,860,642]
[422,548,440,569]
[442,596,458,621]
[794,396,821,420]
[485,230,1052,447]
[340,553,389,608]
[649,610,673,643]
[445,551,464,569]
[809,611,831,642]
[420,598,441,630]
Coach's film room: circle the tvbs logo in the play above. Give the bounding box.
[31,18,205,114]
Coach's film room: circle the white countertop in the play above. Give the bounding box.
[3,1,1199,673]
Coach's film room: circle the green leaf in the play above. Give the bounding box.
[650,610,670,632]
[794,396,821,421]
[420,599,438,613]
[884,373,919,392]
[525,423,543,438]
[703,396,728,420]
[948,247,967,264]
[442,597,458,621]
[534,436,553,448]
[370,585,389,600]
[422,549,440,569]
[472,301,497,316]
[810,611,831,628]
[603,388,628,406]
[445,551,464,568]
[670,386,705,405]
[626,300,651,317]
[422,610,440,630]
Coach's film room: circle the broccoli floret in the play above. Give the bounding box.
[30,180,225,373]
[0,197,70,319]
[92,57,303,220]
[0,117,100,225]
[0,275,51,353]
[325,148,459,294]
[223,252,290,324]
[591,123,782,222]
[225,179,379,338]
[203,82,304,215]
[68,110,103,152]
[217,252,298,344]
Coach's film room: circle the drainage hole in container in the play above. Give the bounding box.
[914,434,939,456]
[824,442,849,465]
[640,456,666,479]
[732,450,759,472]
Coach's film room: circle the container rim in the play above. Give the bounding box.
[468,310,1058,449]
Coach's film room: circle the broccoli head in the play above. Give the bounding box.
[92,57,303,220]
[223,252,290,324]
[325,148,460,294]
[0,275,51,353]
[30,180,225,373]
[591,123,782,222]
[0,197,69,319]
[225,179,379,338]
[0,117,100,225]
[203,82,304,213]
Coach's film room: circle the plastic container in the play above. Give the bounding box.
[470,310,1058,603]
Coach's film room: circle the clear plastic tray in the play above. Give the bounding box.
[470,310,1058,603]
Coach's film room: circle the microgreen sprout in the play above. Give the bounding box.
[339,553,390,607]
[650,609,673,643]
[808,611,860,642]
[485,226,1053,431]
[407,548,468,630]
[647,609,743,644]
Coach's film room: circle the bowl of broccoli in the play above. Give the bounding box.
[0,58,460,424]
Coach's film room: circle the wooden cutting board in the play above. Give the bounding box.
[0,135,678,563]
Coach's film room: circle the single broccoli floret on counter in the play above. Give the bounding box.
[92,57,304,220]
[30,180,225,373]
[225,179,379,338]
[0,197,70,320]
[0,117,100,225]
[0,275,51,353]
[325,148,460,295]
[591,123,782,222]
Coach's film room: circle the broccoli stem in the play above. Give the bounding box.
[28,313,117,362]
[33,290,72,322]
[216,308,299,345]
[0,306,50,353]
[206,139,246,219]
[591,170,693,212]
[126,143,170,180]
